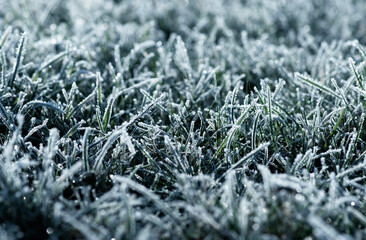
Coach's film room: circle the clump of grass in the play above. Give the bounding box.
[1,0,366,239]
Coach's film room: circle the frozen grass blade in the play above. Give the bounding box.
[174,36,192,77]
[218,142,270,181]
[308,215,350,240]
[24,118,48,141]
[336,162,366,179]
[96,72,102,109]
[348,58,364,90]
[251,110,261,149]
[325,106,347,149]
[66,88,96,120]
[347,207,366,226]
[21,100,64,114]
[82,128,91,171]
[93,128,135,171]
[0,101,9,128]
[267,86,276,150]
[115,77,163,97]
[0,27,12,51]
[111,175,181,223]
[164,135,189,173]
[35,51,68,75]
[9,33,26,88]
[64,119,85,139]
[212,102,255,161]
[102,97,115,132]
[296,73,341,99]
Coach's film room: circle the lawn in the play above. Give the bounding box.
[1,0,366,239]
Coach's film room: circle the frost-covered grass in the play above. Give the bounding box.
[1,0,366,239]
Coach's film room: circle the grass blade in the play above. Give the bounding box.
[102,97,115,132]
[21,100,64,114]
[9,33,27,88]
[296,73,341,99]
[0,27,12,51]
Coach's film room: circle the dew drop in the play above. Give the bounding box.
[46,227,54,235]
[295,194,305,201]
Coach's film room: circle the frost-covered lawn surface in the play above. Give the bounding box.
[2,0,366,239]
